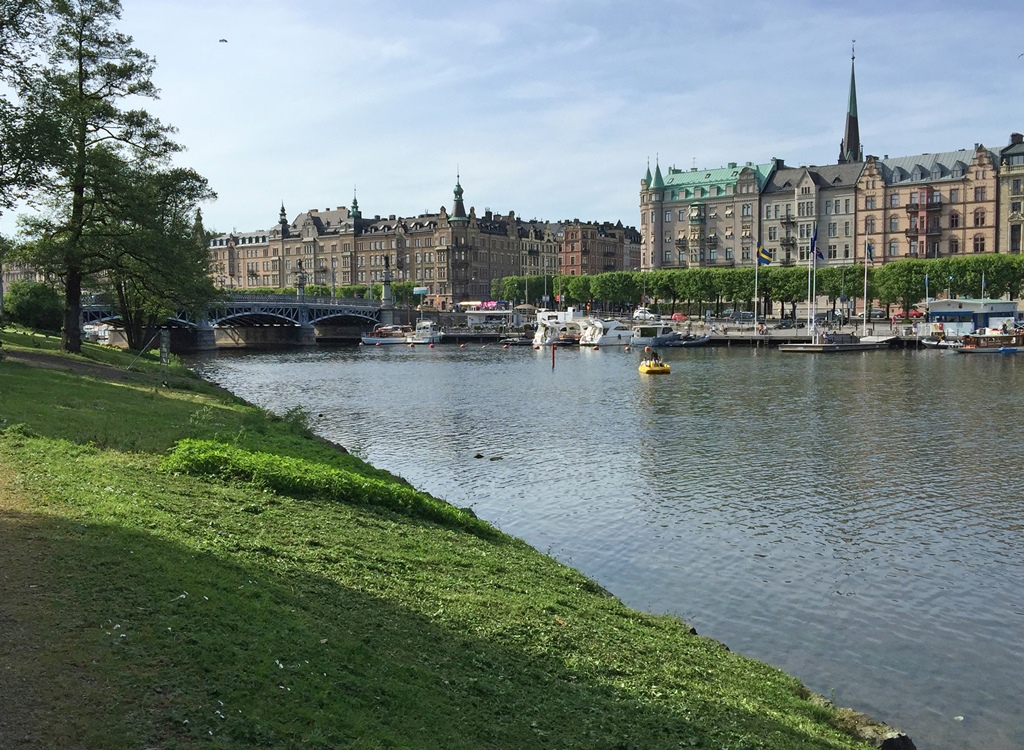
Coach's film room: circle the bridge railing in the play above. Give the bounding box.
[226,293,378,307]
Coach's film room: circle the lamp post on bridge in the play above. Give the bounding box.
[295,259,307,300]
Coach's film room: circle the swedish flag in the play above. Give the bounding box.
[756,243,772,266]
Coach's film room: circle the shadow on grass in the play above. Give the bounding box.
[0,509,868,750]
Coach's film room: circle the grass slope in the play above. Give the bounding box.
[0,329,886,749]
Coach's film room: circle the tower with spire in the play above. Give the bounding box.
[450,174,468,221]
[838,42,863,164]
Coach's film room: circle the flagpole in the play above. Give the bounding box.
[862,243,870,337]
[811,226,819,344]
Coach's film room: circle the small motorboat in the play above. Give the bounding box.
[638,357,671,374]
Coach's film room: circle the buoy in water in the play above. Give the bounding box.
[429,343,435,348]
[624,345,630,352]
[376,342,381,347]
[460,343,466,349]
[644,345,651,353]
[503,344,509,349]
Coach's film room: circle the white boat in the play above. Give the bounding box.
[532,307,586,347]
[631,323,681,348]
[579,319,634,347]
[407,319,443,344]
[920,337,963,350]
[361,324,413,345]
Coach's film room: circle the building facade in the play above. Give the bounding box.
[857,146,998,264]
[996,133,1024,255]
[559,220,637,276]
[639,160,777,271]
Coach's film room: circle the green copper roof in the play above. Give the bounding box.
[651,162,665,189]
[644,164,653,185]
[662,161,775,195]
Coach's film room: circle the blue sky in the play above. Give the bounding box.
[5,0,1024,236]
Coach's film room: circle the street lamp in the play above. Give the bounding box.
[295,258,307,299]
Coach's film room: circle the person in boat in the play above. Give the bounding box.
[650,349,661,363]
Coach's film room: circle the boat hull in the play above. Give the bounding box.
[639,362,671,374]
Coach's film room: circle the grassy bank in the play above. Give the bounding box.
[0,329,901,749]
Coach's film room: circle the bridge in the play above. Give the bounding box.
[81,294,385,349]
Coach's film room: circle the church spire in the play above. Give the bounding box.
[838,41,863,164]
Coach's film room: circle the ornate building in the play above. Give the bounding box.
[639,159,776,270]
[856,146,998,263]
[559,220,637,276]
[996,132,1024,255]
[208,179,584,308]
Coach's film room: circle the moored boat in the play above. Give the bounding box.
[407,319,443,344]
[663,333,712,348]
[579,319,634,347]
[361,325,414,345]
[631,323,681,348]
[532,308,586,347]
[954,327,1024,354]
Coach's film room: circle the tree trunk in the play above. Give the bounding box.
[62,265,82,353]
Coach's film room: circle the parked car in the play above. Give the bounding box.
[670,312,688,321]
[853,310,888,321]
[633,307,659,321]
[771,318,806,330]
[892,309,924,320]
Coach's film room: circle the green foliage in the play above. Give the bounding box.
[4,279,63,330]
[162,439,498,540]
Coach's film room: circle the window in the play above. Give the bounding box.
[909,240,918,256]
[765,205,772,219]
[950,188,960,203]
[973,235,986,253]
[828,222,838,237]
[910,192,919,205]
[824,202,832,215]
[828,243,838,259]
[974,209,986,227]
[678,210,685,221]
[975,187,987,201]
[949,237,960,254]
[889,216,900,232]
[666,210,672,222]
[888,239,899,256]
[844,199,851,214]
[1013,178,1022,195]
[865,196,876,210]
[1012,202,1022,214]
[725,247,734,260]
[845,221,851,237]
[889,193,900,208]
[865,217,875,233]
[773,205,780,218]
[742,203,752,217]
[950,212,960,228]
[834,199,840,214]
[768,226,778,241]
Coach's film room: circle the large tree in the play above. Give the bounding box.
[16,0,181,353]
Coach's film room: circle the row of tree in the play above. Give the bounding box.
[1,0,215,351]
[490,255,1024,317]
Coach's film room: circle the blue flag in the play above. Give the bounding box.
[867,243,874,262]
[812,228,823,261]
[756,241,772,266]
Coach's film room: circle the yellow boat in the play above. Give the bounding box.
[638,358,671,374]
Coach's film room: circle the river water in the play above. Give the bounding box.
[191,344,1024,750]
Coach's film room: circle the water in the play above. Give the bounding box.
[191,344,1024,750]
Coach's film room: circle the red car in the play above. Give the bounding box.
[892,309,924,320]
[670,312,688,321]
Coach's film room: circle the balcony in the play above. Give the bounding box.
[688,214,705,224]
[904,203,920,212]
[925,225,942,236]
[904,227,921,238]
[780,214,796,225]
[706,236,718,249]
[779,258,796,266]
[925,201,943,211]
[779,236,796,247]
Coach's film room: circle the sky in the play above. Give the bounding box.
[4,0,1024,237]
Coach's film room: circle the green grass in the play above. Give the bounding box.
[0,329,887,749]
